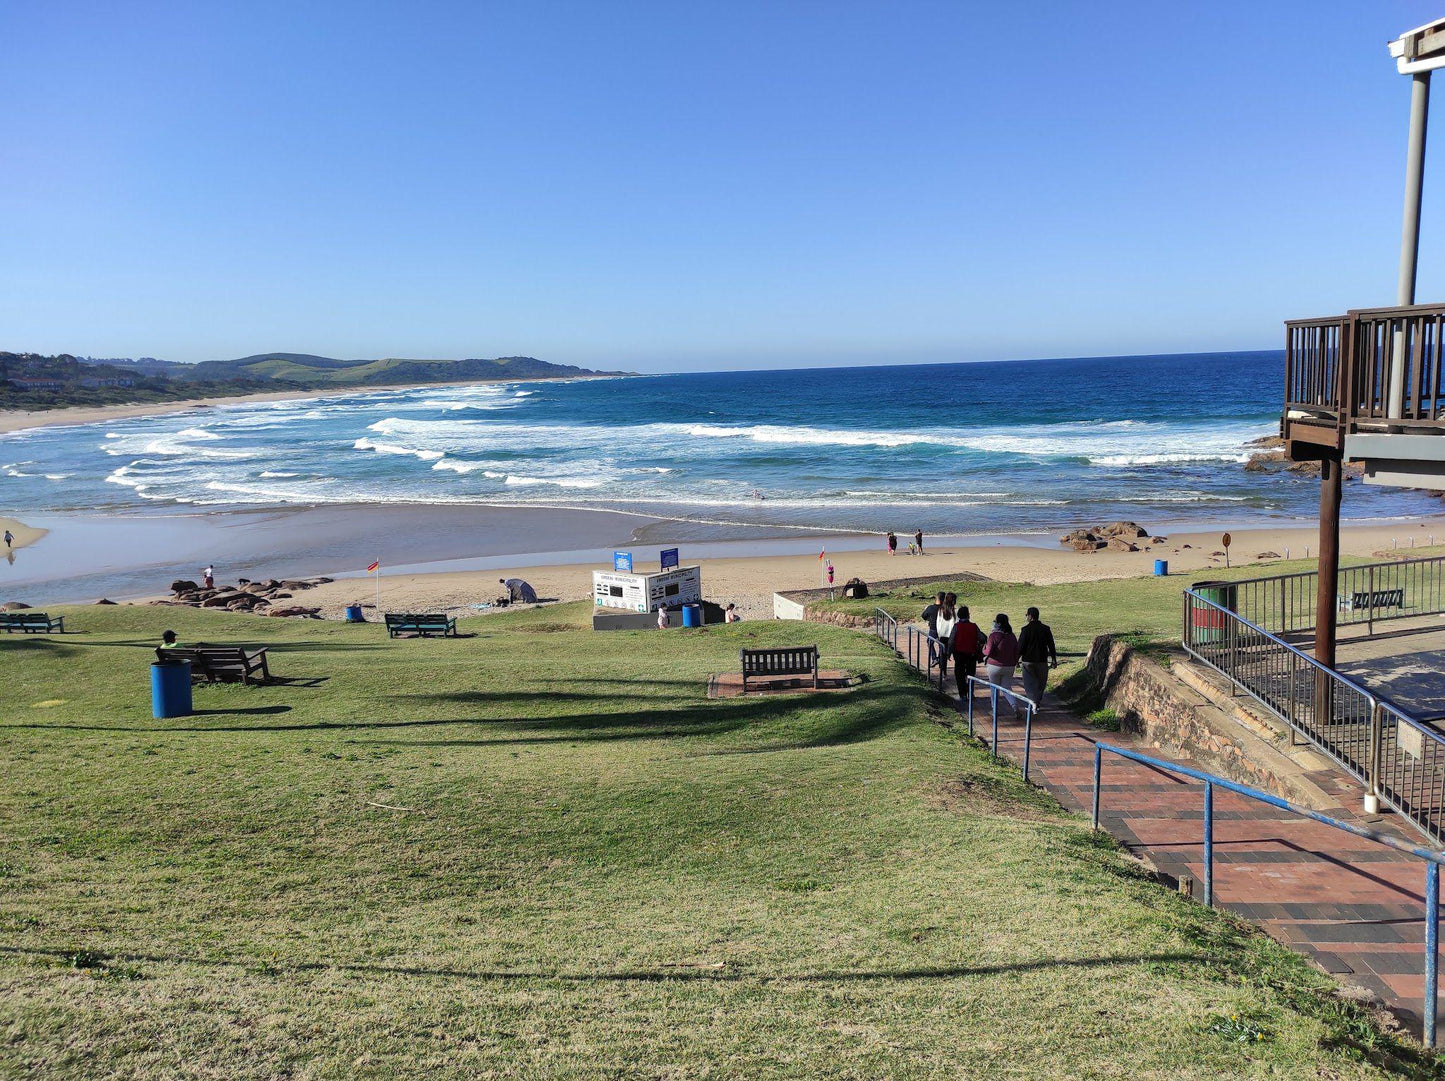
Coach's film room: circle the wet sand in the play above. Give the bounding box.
[0,516,46,553]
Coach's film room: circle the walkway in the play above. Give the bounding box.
[952,676,1442,1034]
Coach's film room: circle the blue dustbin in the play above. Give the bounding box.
[682,603,702,628]
[1154,559,1169,577]
[345,604,365,623]
[151,660,192,719]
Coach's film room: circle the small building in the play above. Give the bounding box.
[593,566,702,615]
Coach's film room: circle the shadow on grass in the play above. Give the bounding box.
[0,942,1209,983]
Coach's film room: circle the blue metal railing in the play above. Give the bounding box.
[1182,587,1445,844]
[964,676,1039,781]
[1093,741,1445,1045]
[871,608,945,690]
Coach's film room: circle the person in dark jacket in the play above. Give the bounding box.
[1017,606,1058,706]
[920,591,946,675]
[950,604,983,691]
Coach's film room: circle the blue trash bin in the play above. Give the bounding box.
[1154,559,1169,577]
[151,660,192,719]
[345,604,365,623]
[682,603,702,628]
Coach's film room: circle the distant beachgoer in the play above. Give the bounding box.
[725,603,741,623]
[915,529,924,554]
[657,606,670,630]
[499,577,538,604]
[887,531,898,555]
[1018,606,1058,706]
[907,542,917,556]
[203,564,214,589]
[950,605,984,690]
[983,613,1022,717]
[3,530,13,549]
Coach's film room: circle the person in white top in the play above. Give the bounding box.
[657,606,670,630]
[934,596,957,683]
[725,603,741,623]
[203,564,215,589]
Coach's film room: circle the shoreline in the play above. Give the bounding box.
[0,373,624,436]
[8,504,1445,619]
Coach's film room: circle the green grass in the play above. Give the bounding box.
[0,603,1432,1078]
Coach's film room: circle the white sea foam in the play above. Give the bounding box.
[503,474,605,489]
[353,436,445,461]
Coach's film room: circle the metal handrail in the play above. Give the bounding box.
[964,676,1039,781]
[1092,741,1444,1045]
[870,609,944,691]
[1191,552,1445,638]
[1183,587,1445,843]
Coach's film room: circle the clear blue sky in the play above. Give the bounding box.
[4,1,1444,371]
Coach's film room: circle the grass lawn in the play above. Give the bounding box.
[0,602,1434,1078]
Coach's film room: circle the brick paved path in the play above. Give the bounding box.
[954,678,1441,1034]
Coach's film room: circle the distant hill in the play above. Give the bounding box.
[181,353,625,387]
[1,350,628,412]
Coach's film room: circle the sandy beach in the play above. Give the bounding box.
[0,516,46,553]
[286,517,1445,621]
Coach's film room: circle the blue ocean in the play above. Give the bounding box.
[1,352,1437,535]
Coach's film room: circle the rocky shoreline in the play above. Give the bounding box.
[149,575,337,618]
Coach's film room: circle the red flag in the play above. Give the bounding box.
[366,560,380,573]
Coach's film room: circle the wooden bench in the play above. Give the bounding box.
[1345,589,1405,611]
[740,646,819,692]
[155,646,271,684]
[385,612,458,638]
[0,612,65,634]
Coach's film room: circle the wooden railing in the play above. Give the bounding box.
[1285,303,1445,434]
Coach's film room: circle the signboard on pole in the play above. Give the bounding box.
[660,547,679,570]
[1222,532,1232,568]
[613,550,633,573]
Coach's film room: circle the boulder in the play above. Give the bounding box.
[841,577,869,599]
[1060,528,1099,547]
[241,581,272,594]
[170,579,199,595]
[1106,538,1139,552]
[1095,520,1148,539]
[200,591,244,608]
[266,605,322,618]
[1070,537,1105,552]
[94,598,116,605]
[1256,551,1281,559]
[281,580,315,591]
[1150,536,1168,544]
[0,601,32,610]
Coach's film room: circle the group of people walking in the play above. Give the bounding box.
[921,592,1057,713]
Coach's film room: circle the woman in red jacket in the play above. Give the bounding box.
[950,603,984,691]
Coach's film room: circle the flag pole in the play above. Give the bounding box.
[375,559,381,613]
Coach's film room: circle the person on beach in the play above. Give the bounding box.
[887,531,897,556]
[725,603,741,623]
[1018,606,1058,706]
[657,606,670,630]
[914,529,924,554]
[3,529,12,550]
[983,613,1022,717]
[499,577,538,604]
[950,605,984,691]
[202,564,214,589]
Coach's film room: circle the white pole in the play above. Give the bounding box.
[1390,71,1431,419]
[376,560,382,613]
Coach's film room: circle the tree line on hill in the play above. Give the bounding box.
[0,351,625,410]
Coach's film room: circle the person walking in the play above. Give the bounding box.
[983,613,1022,717]
[950,604,984,692]
[202,564,214,589]
[934,595,957,683]
[3,529,13,550]
[886,530,898,556]
[1018,606,1058,707]
[914,529,924,554]
[921,591,945,639]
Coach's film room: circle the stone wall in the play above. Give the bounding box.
[1086,634,1332,807]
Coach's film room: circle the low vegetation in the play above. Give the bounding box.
[0,602,1432,1077]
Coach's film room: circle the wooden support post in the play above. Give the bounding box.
[1314,456,1343,669]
